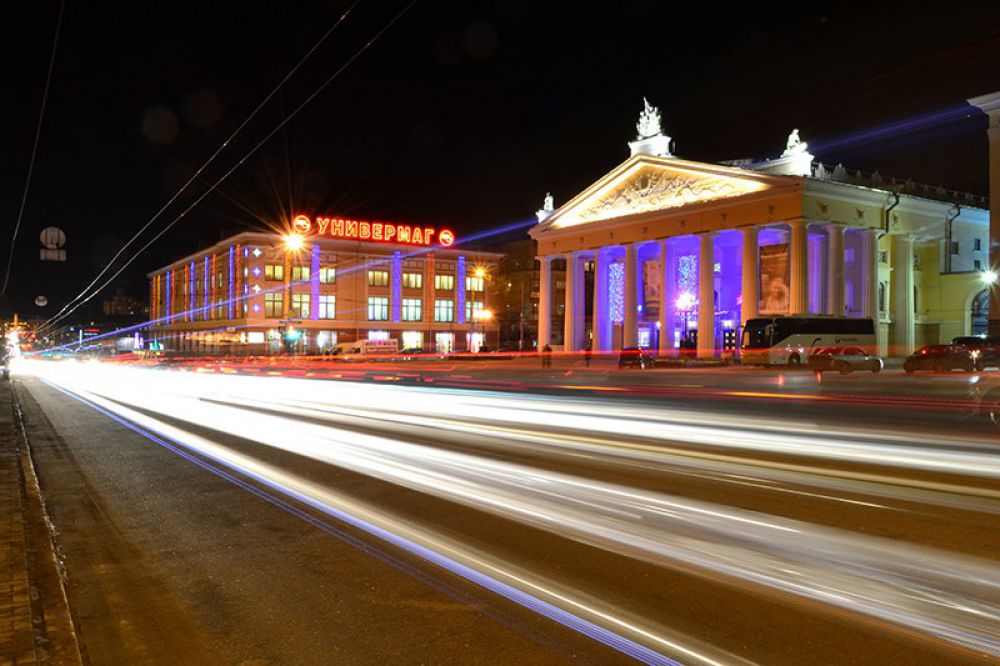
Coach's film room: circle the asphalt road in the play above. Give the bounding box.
[11,359,1000,665]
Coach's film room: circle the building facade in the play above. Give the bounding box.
[530,101,991,358]
[148,223,501,355]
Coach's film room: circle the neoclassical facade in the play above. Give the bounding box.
[530,101,990,357]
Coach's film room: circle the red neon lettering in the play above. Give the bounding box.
[330,218,343,236]
[345,220,358,238]
[317,217,331,235]
[424,228,436,245]
[384,225,396,242]
[397,226,410,243]
[359,222,371,239]
[412,228,423,244]
[372,223,383,241]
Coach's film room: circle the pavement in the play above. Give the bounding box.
[5,359,999,664]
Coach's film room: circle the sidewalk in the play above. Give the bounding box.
[0,384,36,665]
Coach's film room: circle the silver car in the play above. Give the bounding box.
[808,346,883,374]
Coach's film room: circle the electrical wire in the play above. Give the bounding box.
[1,0,66,298]
[37,0,363,333]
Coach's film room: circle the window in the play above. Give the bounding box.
[435,274,454,291]
[319,267,336,284]
[368,270,389,287]
[291,266,310,282]
[401,298,422,321]
[402,272,423,289]
[878,250,888,264]
[878,282,886,314]
[913,286,919,313]
[367,296,389,321]
[291,293,310,319]
[434,299,454,322]
[217,272,224,288]
[974,238,983,251]
[466,300,484,321]
[264,264,284,281]
[951,241,960,255]
[319,294,335,319]
[975,259,983,271]
[912,254,921,271]
[264,293,282,318]
[466,275,485,292]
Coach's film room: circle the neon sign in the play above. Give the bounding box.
[292,214,455,247]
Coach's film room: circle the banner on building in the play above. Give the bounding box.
[759,243,789,314]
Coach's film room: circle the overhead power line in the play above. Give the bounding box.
[1,0,66,298]
[39,0,418,336]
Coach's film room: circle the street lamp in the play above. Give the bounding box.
[983,269,998,285]
[471,308,493,352]
[283,233,305,252]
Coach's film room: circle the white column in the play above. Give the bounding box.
[624,243,638,347]
[891,234,915,357]
[659,240,675,353]
[741,226,759,329]
[697,233,716,359]
[537,256,552,348]
[968,92,1000,337]
[564,252,579,352]
[593,249,609,352]
[789,218,809,315]
[827,223,846,316]
[860,229,882,354]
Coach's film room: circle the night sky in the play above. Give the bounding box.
[3,0,1000,320]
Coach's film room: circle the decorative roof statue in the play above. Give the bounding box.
[636,97,662,140]
[536,192,556,223]
[782,129,808,157]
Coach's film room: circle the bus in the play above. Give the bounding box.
[741,315,875,366]
[330,338,400,360]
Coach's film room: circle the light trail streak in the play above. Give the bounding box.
[20,360,1000,660]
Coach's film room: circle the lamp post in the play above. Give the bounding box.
[471,308,493,352]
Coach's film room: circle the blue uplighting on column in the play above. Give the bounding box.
[228,246,235,319]
[391,251,402,322]
[609,262,624,323]
[456,256,467,324]
[310,244,321,320]
[189,261,196,322]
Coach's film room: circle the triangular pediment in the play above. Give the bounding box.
[535,155,792,233]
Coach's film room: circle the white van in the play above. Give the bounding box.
[330,339,399,360]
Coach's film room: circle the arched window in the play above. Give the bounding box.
[972,289,989,335]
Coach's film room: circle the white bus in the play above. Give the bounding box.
[330,339,399,359]
[741,316,876,366]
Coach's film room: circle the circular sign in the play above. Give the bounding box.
[438,229,455,246]
[35,295,48,307]
[40,226,66,249]
[292,214,312,234]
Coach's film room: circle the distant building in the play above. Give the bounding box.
[530,99,991,357]
[103,288,147,317]
[148,218,501,355]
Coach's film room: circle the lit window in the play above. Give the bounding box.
[435,274,454,291]
[402,272,423,289]
[291,293,310,319]
[217,272,224,288]
[264,264,284,281]
[291,266,310,282]
[319,267,336,284]
[402,298,422,321]
[367,296,389,320]
[434,299,454,322]
[319,294,336,319]
[368,270,389,287]
[466,300,484,320]
[264,293,282,318]
[465,276,485,292]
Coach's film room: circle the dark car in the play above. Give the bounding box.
[809,347,883,374]
[903,344,976,374]
[618,347,654,370]
[952,336,1000,371]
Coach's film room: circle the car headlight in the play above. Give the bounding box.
[971,350,981,359]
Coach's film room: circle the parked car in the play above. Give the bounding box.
[618,347,654,370]
[952,335,1000,371]
[808,347,883,374]
[903,344,976,374]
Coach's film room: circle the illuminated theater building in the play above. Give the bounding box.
[530,100,992,357]
[148,215,501,354]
